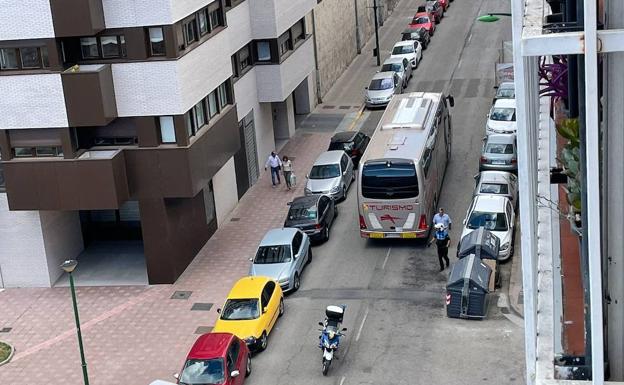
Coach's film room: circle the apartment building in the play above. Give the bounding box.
[0,0,317,287]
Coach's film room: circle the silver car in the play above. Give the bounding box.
[479,134,518,172]
[492,81,515,104]
[249,228,311,292]
[381,56,412,89]
[304,150,355,201]
[364,71,402,108]
[473,170,518,208]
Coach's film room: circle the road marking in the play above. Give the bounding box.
[382,247,392,270]
[467,32,473,44]
[346,105,366,132]
[339,376,346,385]
[355,305,369,342]
[457,57,463,69]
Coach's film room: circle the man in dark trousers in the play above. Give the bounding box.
[428,223,450,271]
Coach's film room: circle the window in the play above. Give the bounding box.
[194,100,207,129]
[256,41,271,61]
[159,116,176,143]
[0,161,5,193]
[0,48,18,69]
[340,155,349,172]
[208,91,218,118]
[227,342,240,369]
[261,281,276,308]
[218,83,228,109]
[185,111,195,137]
[13,146,63,157]
[100,36,119,58]
[238,45,250,71]
[291,19,305,45]
[208,2,222,30]
[148,27,166,56]
[198,10,209,35]
[318,197,328,215]
[93,137,137,145]
[254,245,291,264]
[361,161,419,199]
[36,146,62,157]
[292,232,303,254]
[278,31,291,56]
[80,37,99,58]
[20,47,40,68]
[41,46,49,67]
[80,36,126,59]
[185,19,198,45]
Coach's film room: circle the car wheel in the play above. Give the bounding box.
[278,298,285,317]
[293,273,300,292]
[334,205,339,218]
[342,186,347,201]
[307,247,313,264]
[259,332,268,351]
[245,354,252,377]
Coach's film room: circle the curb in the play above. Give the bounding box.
[0,341,15,366]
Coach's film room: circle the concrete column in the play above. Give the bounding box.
[271,95,296,141]
[293,76,313,115]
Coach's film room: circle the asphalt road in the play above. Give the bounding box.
[246,0,524,384]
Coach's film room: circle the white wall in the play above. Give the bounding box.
[250,0,316,38]
[225,1,253,52]
[0,74,68,129]
[102,0,212,28]
[212,157,238,226]
[40,211,84,286]
[0,0,55,40]
[0,195,49,287]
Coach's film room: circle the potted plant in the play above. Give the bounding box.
[556,118,582,230]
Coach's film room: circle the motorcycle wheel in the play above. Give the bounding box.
[322,359,330,376]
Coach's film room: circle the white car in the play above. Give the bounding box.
[473,171,518,209]
[460,195,516,261]
[486,98,516,134]
[390,40,422,69]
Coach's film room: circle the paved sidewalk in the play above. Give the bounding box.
[0,132,332,385]
[509,238,524,317]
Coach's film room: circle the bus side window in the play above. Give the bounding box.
[422,147,433,177]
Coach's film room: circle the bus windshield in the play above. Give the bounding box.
[361,161,419,199]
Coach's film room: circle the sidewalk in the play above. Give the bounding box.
[509,236,524,318]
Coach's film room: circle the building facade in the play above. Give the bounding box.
[0,0,317,287]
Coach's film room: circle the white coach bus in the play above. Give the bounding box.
[357,92,454,239]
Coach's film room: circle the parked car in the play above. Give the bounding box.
[480,134,517,172]
[423,2,443,23]
[249,228,311,292]
[486,98,517,134]
[174,333,251,385]
[401,27,431,49]
[492,81,515,104]
[473,171,518,208]
[328,131,371,167]
[390,40,422,69]
[460,195,516,261]
[410,12,436,36]
[284,195,337,242]
[381,56,412,89]
[364,71,402,109]
[437,0,449,11]
[305,150,355,201]
[213,276,284,352]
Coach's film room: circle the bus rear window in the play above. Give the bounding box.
[361,162,419,199]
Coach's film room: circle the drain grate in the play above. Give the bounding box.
[518,290,524,305]
[191,302,214,311]
[338,106,351,110]
[171,291,192,300]
[195,326,213,334]
[230,218,240,222]
[322,105,335,109]
[0,327,12,333]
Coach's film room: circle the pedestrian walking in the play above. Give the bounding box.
[282,156,294,190]
[432,207,452,230]
[428,223,450,271]
[265,151,282,187]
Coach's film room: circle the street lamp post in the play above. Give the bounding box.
[61,259,89,385]
[372,0,381,66]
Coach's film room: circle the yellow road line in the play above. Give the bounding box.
[346,104,366,131]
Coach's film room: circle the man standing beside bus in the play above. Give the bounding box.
[428,223,451,271]
[432,207,452,230]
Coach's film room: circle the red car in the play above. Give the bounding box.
[176,333,251,385]
[438,0,449,11]
[410,12,436,36]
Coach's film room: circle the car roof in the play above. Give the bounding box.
[260,227,298,246]
[371,71,395,81]
[414,12,430,19]
[187,333,234,360]
[472,195,509,212]
[394,40,413,47]
[486,134,516,144]
[478,171,516,184]
[493,98,516,108]
[290,195,320,208]
[228,276,271,299]
[383,56,405,65]
[330,131,358,142]
[403,27,424,34]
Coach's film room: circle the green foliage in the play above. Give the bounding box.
[556,118,582,212]
[0,341,11,362]
[556,118,580,147]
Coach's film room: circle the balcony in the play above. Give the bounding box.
[61,64,118,127]
[2,150,129,211]
[255,38,315,102]
[49,0,105,37]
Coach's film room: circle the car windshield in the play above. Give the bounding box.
[490,107,516,121]
[485,143,514,154]
[287,204,318,221]
[368,78,394,90]
[413,17,429,24]
[392,45,414,54]
[254,245,292,263]
[221,299,260,320]
[180,358,225,385]
[309,164,341,178]
[361,161,419,199]
[328,141,354,151]
[467,211,508,231]
[496,87,515,98]
[381,63,403,73]
[479,183,509,195]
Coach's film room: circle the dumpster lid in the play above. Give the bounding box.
[447,254,492,291]
[457,227,500,260]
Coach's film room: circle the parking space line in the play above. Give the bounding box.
[339,376,346,385]
[355,305,369,342]
[382,247,392,270]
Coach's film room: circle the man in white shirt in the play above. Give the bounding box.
[432,207,452,230]
[265,151,283,187]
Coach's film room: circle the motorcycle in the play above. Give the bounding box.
[318,305,347,376]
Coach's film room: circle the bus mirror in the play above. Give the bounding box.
[447,95,455,107]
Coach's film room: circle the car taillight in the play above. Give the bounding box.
[480,156,487,163]
[315,223,322,229]
[351,149,359,156]
[359,215,367,230]
[418,214,428,230]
